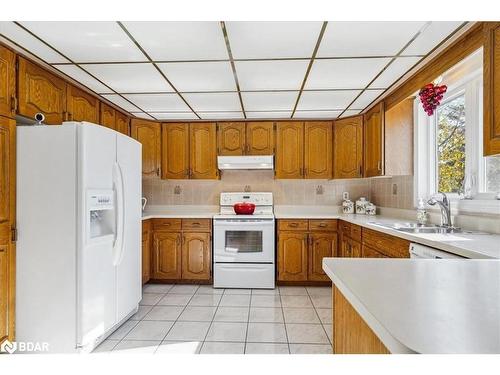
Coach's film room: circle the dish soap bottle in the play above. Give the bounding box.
[416,197,428,225]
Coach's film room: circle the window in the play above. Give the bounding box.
[415,48,500,211]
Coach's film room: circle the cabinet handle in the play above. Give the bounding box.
[304,168,308,177]
[191,222,201,226]
[299,167,303,177]
[156,167,160,176]
[359,165,363,177]
[10,96,17,112]
[377,160,382,171]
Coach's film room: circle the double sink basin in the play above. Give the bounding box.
[369,222,488,235]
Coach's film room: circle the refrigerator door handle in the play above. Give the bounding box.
[112,162,125,266]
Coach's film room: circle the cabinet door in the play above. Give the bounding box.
[115,111,130,136]
[339,236,351,257]
[484,22,500,156]
[0,116,15,343]
[308,233,337,281]
[364,102,385,177]
[162,123,189,179]
[362,244,388,258]
[131,119,161,177]
[304,121,332,179]
[351,240,362,258]
[141,221,151,284]
[217,122,245,155]
[0,46,16,118]
[66,85,99,123]
[278,232,308,281]
[17,57,67,124]
[152,231,182,280]
[190,122,218,179]
[246,122,274,155]
[100,103,116,130]
[334,116,363,179]
[275,122,304,179]
[384,99,413,175]
[182,232,211,280]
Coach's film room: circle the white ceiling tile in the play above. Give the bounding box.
[123,93,189,112]
[198,112,244,120]
[0,22,69,63]
[349,90,385,110]
[83,63,173,93]
[235,60,308,91]
[157,61,236,92]
[297,90,360,110]
[149,112,198,120]
[293,110,342,119]
[131,112,155,120]
[305,58,390,90]
[20,21,146,62]
[100,94,141,112]
[370,57,421,89]
[226,21,323,59]
[123,21,228,61]
[403,22,463,56]
[318,22,426,57]
[246,111,291,119]
[241,91,298,111]
[182,92,241,112]
[53,64,113,94]
[340,110,361,118]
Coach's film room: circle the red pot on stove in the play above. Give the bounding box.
[233,202,256,215]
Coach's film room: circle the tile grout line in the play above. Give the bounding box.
[198,288,225,354]
[307,287,333,348]
[242,289,254,354]
[278,287,292,354]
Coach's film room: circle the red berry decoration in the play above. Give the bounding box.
[419,82,447,116]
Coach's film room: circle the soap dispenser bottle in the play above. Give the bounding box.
[416,197,428,225]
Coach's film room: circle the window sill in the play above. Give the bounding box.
[445,198,500,216]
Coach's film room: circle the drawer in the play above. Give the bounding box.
[153,218,182,231]
[362,228,410,258]
[350,224,362,242]
[182,218,211,231]
[309,219,338,232]
[278,219,309,231]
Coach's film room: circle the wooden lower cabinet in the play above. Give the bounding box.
[142,220,152,284]
[182,232,211,280]
[152,231,182,280]
[278,232,308,281]
[150,218,212,282]
[362,228,410,258]
[333,286,389,354]
[362,244,388,258]
[308,233,337,281]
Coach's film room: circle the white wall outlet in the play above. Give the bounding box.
[174,185,181,195]
[342,191,349,200]
[392,183,398,195]
[316,185,324,195]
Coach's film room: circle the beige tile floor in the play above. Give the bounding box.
[93,283,333,354]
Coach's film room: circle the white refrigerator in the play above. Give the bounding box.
[16,122,142,353]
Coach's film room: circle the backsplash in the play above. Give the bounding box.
[142,171,415,208]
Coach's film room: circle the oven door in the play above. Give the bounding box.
[214,219,275,263]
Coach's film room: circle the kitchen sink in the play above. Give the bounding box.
[369,222,489,235]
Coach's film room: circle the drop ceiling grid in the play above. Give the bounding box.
[0,21,466,120]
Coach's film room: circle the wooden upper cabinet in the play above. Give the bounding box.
[17,57,67,124]
[152,231,182,280]
[162,123,190,179]
[246,122,274,155]
[115,111,130,136]
[66,85,99,123]
[131,119,161,177]
[100,103,116,130]
[182,232,211,280]
[304,121,332,179]
[334,116,363,179]
[218,122,245,155]
[275,122,304,179]
[0,116,15,343]
[385,98,414,176]
[278,232,308,281]
[0,46,16,119]
[308,233,337,281]
[484,22,500,156]
[364,102,385,177]
[190,122,218,179]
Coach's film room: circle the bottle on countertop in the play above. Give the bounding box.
[416,197,428,225]
[342,191,355,214]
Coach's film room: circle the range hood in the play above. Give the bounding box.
[217,155,274,170]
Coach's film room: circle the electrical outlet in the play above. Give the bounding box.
[392,183,398,195]
[342,191,349,200]
[244,185,251,192]
[174,185,181,195]
[316,185,324,195]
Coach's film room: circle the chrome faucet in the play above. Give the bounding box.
[427,192,452,227]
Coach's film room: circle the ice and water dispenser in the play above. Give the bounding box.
[87,190,115,242]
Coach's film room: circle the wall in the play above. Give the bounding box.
[370,175,415,210]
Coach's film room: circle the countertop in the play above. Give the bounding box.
[322,258,500,354]
[142,205,218,220]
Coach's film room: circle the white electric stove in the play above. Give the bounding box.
[213,192,275,289]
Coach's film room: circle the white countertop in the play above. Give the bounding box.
[142,205,218,220]
[323,258,500,354]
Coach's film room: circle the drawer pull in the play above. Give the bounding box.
[319,223,327,227]
[289,223,298,227]
[191,222,201,226]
